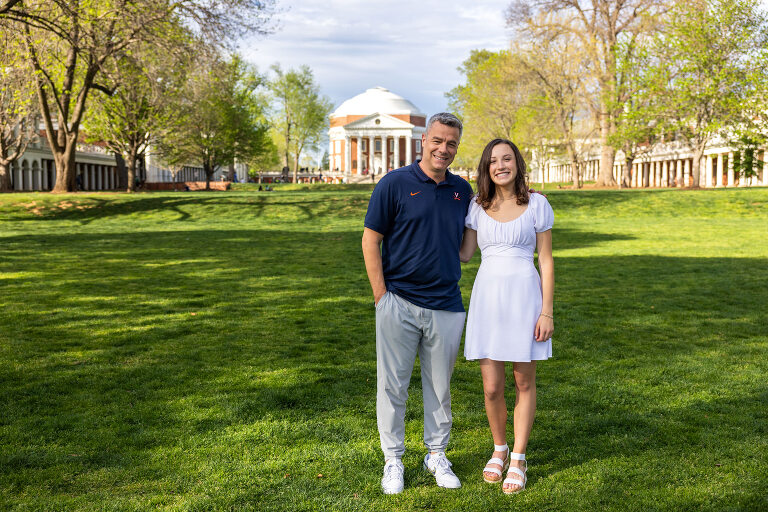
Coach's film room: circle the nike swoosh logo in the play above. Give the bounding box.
[410,191,421,196]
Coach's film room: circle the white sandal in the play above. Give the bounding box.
[482,443,509,483]
[502,452,527,494]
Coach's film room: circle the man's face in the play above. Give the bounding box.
[421,122,460,174]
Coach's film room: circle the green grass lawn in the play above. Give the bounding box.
[1,186,767,511]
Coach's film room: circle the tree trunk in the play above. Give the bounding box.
[125,148,139,193]
[567,146,580,189]
[0,161,12,192]
[114,152,128,191]
[598,105,617,187]
[622,156,634,189]
[204,162,212,190]
[642,162,649,188]
[51,141,78,193]
[691,146,704,188]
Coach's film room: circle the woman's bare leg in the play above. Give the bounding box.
[505,361,536,492]
[479,359,508,480]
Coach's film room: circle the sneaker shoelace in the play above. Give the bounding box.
[430,453,453,475]
[384,462,404,481]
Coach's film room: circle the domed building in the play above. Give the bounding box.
[328,87,426,175]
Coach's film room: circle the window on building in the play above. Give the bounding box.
[375,139,382,152]
[389,139,394,151]
[335,140,340,152]
[362,139,367,151]
[415,140,422,153]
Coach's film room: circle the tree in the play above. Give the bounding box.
[158,54,271,190]
[84,31,191,192]
[268,65,333,183]
[0,1,20,14]
[448,49,555,170]
[608,37,666,188]
[513,30,595,189]
[507,0,669,187]
[1,0,276,192]
[654,0,768,187]
[0,21,37,192]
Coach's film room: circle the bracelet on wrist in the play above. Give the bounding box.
[540,313,554,320]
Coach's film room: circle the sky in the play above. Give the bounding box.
[241,0,513,118]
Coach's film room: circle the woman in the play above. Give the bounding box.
[459,138,554,494]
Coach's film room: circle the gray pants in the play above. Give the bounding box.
[375,291,466,459]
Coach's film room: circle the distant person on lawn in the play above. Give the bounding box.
[362,112,472,494]
[459,138,555,494]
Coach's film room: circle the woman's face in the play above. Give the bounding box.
[488,143,517,188]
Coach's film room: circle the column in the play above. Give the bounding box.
[673,160,679,187]
[763,151,768,186]
[716,153,724,187]
[706,155,713,188]
[356,136,362,174]
[660,160,667,187]
[394,135,400,170]
[683,159,690,187]
[405,135,412,165]
[344,136,351,176]
[42,164,48,190]
[368,136,375,173]
[382,135,387,173]
[25,165,32,191]
[727,151,734,186]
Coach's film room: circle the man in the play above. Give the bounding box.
[362,112,473,494]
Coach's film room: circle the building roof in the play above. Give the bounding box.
[331,86,424,118]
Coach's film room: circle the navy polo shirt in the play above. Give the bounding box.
[364,160,473,312]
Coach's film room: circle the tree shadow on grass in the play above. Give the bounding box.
[1,227,767,508]
[8,192,373,225]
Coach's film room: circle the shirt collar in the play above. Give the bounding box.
[412,159,457,185]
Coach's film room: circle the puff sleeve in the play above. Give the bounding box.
[465,197,480,230]
[532,193,554,232]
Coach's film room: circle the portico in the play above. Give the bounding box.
[328,87,426,176]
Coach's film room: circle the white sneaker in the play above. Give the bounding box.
[381,458,404,494]
[424,452,461,489]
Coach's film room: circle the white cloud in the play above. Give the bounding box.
[242,0,512,115]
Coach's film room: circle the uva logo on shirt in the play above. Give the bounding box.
[453,192,461,201]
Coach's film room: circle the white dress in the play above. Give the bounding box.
[464,193,554,362]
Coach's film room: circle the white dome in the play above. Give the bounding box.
[332,86,424,117]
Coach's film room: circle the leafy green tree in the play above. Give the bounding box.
[513,31,596,189]
[268,65,333,183]
[608,38,666,188]
[158,54,271,190]
[1,0,276,192]
[654,0,768,187]
[84,30,191,192]
[0,21,37,192]
[448,49,552,170]
[507,0,669,187]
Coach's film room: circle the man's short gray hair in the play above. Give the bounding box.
[426,112,463,138]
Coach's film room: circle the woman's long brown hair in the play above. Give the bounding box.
[475,138,529,209]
